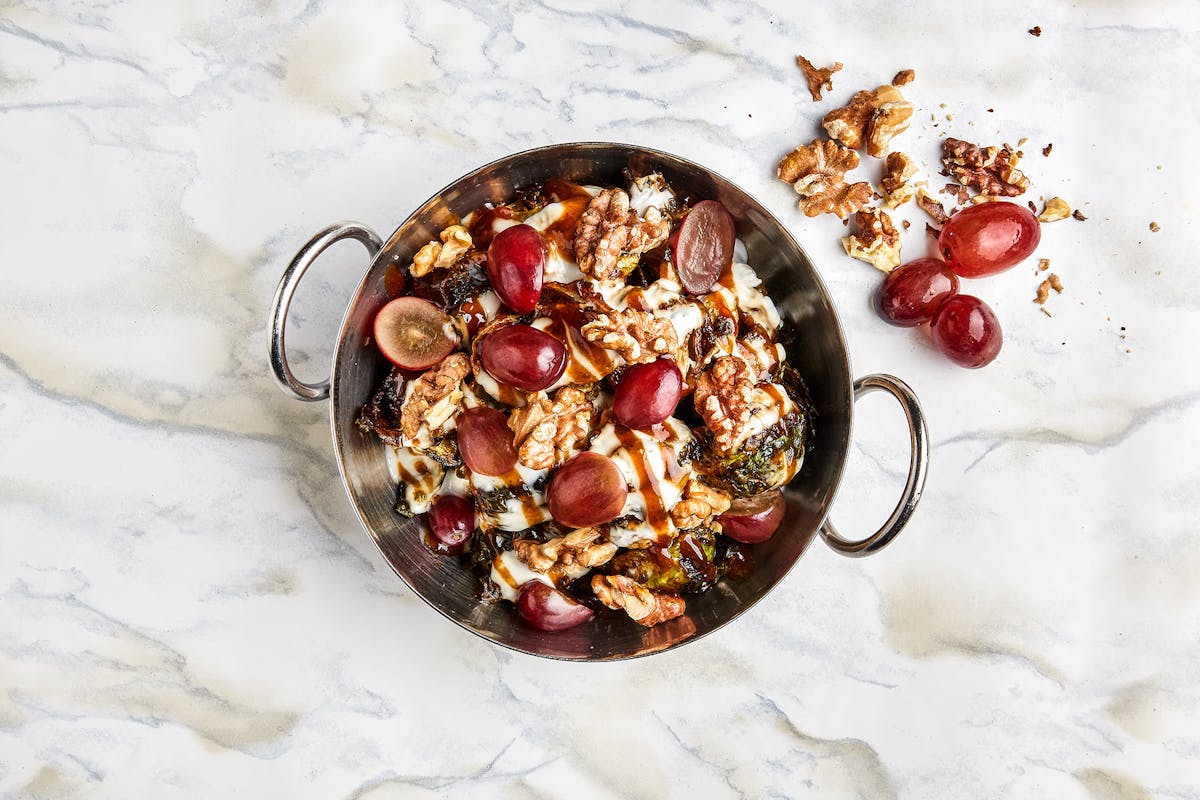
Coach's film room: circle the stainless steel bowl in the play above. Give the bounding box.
[268,142,928,661]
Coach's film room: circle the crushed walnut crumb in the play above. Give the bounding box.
[1072,209,1088,221]
[1042,143,1053,157]
[795,53,843,101]
[1029,25,1042,37]
[1149,221,1161,232]
[1038,258,1051,272]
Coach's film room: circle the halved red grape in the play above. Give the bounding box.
[546,452,628,528]
[456,406,518,476]
[675,200,735,295]
[516,582,594,631]
[719,489,785,543]
[876,258,960,327]
[373,296,457,370]
[930,294,1003,368]
[426,494,475,549]
[939,202,1041,278]
[479,325,567,391]
[487,224,546,313]
[613,358,683,429]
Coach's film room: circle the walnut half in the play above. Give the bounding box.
[581,308,678,364]
[693,355,755,455]
[592,574,686,627]
[514,528,617,581]
[411,225,473,277]
[670,479,732,530]
[823,84,913,157]
[508,386,595,469]
[777,139,872,220]
[881,152,918,208]
[574,188,669,280]
[399,353,471,443]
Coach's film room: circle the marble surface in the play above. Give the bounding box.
[2,1,1197,797]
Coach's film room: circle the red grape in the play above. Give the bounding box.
[426,494,475,548]
[479,325,567,391]
[373,297,457,370]
[939,202,1041,278]
[719,489,785,543]
[930,294,1002,368]
[516,582,594,631]
[546,452,628,528]
[456,406,518,476]
[876,258,960,327]
[613,358,682,429]
[675,200,735,295]
[487,224,546,313]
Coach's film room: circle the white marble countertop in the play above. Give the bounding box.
[2,1,1197,797]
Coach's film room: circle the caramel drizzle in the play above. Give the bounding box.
[613,427,674,542]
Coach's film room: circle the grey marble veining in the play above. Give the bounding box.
[1,1,1197,797]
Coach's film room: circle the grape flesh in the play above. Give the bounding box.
[674,200,736,295]
[372,297,456,370]
[876,258,959,327]
[930,294,1003,368]
[939,202,1041,278]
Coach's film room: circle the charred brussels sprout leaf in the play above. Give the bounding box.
[697,411,807,497]
[607,529,720,594]
[357,368,407,446]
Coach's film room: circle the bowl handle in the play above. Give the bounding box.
[819,374,929,557]
[268,222,383,401]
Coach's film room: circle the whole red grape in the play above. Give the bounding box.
[930,294,1003,368]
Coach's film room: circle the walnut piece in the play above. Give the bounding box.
[1037,196,1072,222]
[892,69,915,86]
[842,208,901,273]
[881,152,918,208]
[941,138,1030,197]
[399,353,471,441]
[592,574,686,627]
[823,84,913,157]
[410,224,473,277]
[508,386,595,469]
[670,479,732,530]
[581,308,678,364]
[777,139,872,220]
[514,528,617,581]
[574,188,669,280]
[694,356,755,455]
[795,53,843,101]
[917,187,950,224]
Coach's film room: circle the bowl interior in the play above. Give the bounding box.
[330,143,853,660]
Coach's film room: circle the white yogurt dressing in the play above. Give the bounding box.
[471,464,552,532]
[385,446,445,515]
[489,550,553,602]
[628,173,676,216]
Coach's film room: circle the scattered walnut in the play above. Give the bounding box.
[941,182,971,206]
[823,84,913,157]
[1029,25,1042,36]
[881,152,918,208]
[581,308,678,364]
[514,528,617,580]
[670,479,732,530]
[574,188,670,280]
[1034,279,1051,304]
[1072,209,1088,221]
[508,386,595,469]
[592,574,686,627]
[1038,258,1051,272]
[892,69,915,86]
[1042,143,1053,157]
[693,356,755,455]
[925,222,941,238]
[399,353,470,442]
[941,137,1029,197]
[842,208,901,273]
[795,53,843,101]
[917,188,950,225]
[1038,196,1072,222]
[777,139,871,219]
[1149,221,1161,232]
[410,225,473,277]
[1048,273,1064,293]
